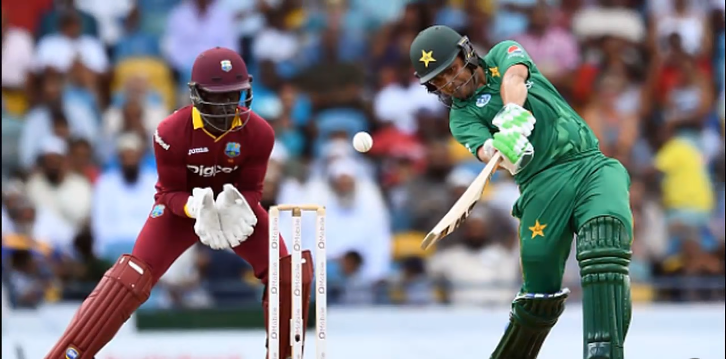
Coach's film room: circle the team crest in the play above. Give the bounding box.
[225,142,241,158]
[220,60,233,72]
[65,347,80,359]
[476,94,492,107]
[150,204,165,218]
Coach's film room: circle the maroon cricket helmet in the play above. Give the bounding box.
[188,47,253,132]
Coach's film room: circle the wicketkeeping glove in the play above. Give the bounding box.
[215,184,256,248]
[187,187,229,250]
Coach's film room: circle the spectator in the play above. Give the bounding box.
[162,0,236,81]
[74,0,134,46]
[251,9,300,65]
[67,138,99,184]
[403,139,455,233]
[25,136,93,232]
[427,206,520,306]
[34,10,109,75]
[60,227,112,300]
[112,5,162,63]
[19,70,98,171]
[5,247,49,308]
[91,133,157,259]
[2,11,35,98]
[389,256,436,305]
[337,250,376,305]
[157,245,212,309]
[3,180,75,251]
[36,0,99,39]
[582,69,640,167]
[290,158,392,282]
[650,0,713,58]
[102,77,165,162]
[513,2,580,88]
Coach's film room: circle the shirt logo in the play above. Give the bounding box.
[187,164,239,177]
[507,45,525,59]
[188,147,209,155]
[476,94,492,107]
[225,142,241,158]
[220,60,233,72]
[150,204,165,218]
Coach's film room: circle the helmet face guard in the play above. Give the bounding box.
[188,75,254,133]
[415,36,480,108]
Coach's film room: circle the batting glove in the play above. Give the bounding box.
[492,103,536,137]
[188,187,229,250]
[215,184,256,248]
[483,133,534,176]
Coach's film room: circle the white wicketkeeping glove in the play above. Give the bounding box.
[187,187,229,250]
[215,184,257,248]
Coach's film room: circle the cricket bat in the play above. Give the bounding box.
[420,152,503,250]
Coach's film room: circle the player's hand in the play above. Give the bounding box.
[493,103,536,137]
[215,184,257,247]
[484,133,534,176]
[190,187,229,250]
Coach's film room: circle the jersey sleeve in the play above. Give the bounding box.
[235,118,275,207]
[488,40,535,77]
[449,107,493,160]
[153,119,192,218]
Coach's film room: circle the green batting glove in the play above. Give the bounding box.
[488,131,534,175]
[492,104,536,137]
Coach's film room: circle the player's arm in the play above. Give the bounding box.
[486,41,538,174]
[490,40,534,106]
[153,121,194,218]
[449,108,494,162]
[501,64,529,107]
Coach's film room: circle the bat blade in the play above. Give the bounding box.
[420,152,502,250]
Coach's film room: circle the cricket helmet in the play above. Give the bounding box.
[188,47,253,132]
[409,26,480,105]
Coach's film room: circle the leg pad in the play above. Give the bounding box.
[45,254,153,359]
[577,216,632,359]
[490,288,570,359]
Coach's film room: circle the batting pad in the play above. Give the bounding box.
[490,288,570,359]
[45,254,153,359]
[577,216,632,359]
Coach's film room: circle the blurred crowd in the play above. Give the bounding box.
[1,0,724,311]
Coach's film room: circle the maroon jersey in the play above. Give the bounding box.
[152,105,274,218]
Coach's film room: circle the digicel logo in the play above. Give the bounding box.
[187,164,239,177]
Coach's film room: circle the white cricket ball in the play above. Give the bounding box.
[352,131,373,153]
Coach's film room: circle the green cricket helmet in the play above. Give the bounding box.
[409,25,480,106]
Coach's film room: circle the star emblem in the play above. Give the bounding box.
[419,50,436,68]
[489,67,500,77]
[529,220,547,239]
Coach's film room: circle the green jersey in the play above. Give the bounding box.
[450,40,600,186]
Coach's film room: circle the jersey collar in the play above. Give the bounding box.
[192,107,243,141]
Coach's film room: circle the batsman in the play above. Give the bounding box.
[410,26,633,358]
